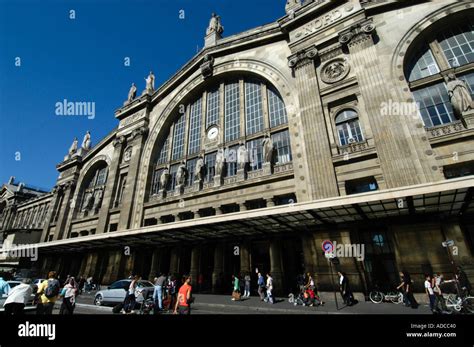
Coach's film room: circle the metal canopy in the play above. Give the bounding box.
[31,177,473,254]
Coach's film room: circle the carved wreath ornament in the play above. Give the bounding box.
[321,57,350,84]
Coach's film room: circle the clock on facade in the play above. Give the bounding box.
[207,126,219,140]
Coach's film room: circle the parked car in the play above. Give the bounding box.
[0,281,37,313]
[94,279,154,306]
[33,278,46,286]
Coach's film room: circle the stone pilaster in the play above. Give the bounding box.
[240,242,251,276]
[338,19,442,187]
[118,127,148,230]
[169,247,179,276]
[40,187,63,242]
[269,239,284,296]
[102,250,123,284]
[288,45,339,199]
[148,249,162,280]
[96,136,126,234]
[190,246,201,287]
[442,221,474,279]
[53,180,76,240]
[212,244,224,293]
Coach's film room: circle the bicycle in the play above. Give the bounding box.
[444,292,474,314]
[369,289,403,304]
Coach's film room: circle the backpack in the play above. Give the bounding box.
[44,279,60,298]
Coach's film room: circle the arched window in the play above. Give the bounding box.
[335,109,364,146]
[406,18,474,128]
[150,76,292,196]
[79,163,108,216]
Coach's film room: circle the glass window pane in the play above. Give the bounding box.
[186,158,197,186]
[268,86,287,127]
[246,138,263,171]
[204,152,216,182]
[156,132,170,165]
[188,97,202,155]
[225,145,238,177]
[412,82,455,128]
[406,44,440,82]
[437,21,474,68]
[224,82,240,142]
[171,113,186,160]
[206,87,220,127]
[245,81,264,135]
[271,130,292,165]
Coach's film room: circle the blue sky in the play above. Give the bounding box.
[0,0,286,190]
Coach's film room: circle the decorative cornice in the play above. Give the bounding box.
[338,18,375,47]
[287,44,318,69]
[113,135,127,148]
[131,126,148,140]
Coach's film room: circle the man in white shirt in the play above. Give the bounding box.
[424,274,435,313]
[3,278,33,315]
[266,273,274,304]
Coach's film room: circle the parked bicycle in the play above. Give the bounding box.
[444,291,474,314]
[369,289,403,304]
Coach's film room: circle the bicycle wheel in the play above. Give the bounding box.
[389,292,403,304]
[369,291,383,304]
[446,294,462,312]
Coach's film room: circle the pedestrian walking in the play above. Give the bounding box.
[3,278,32,315]
[338,271,354,306]
[456,266,472,295]
[432,273,449,314]
[397,271,418,309]
[153,273,167,313]
[123,275,139,314]
[243,273,251,298]
[231,275,240,301]
[59,277,78,314]
[166,275,178,311]
[257,272,265,301]
[174,275,193,315]
[305,272,315,290]
[36,271,60,315]
[424,274,436,313]
[265,273,274,304]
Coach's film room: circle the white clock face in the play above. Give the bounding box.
[207,127,219,140]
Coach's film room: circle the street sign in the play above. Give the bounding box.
[442,240,454,247]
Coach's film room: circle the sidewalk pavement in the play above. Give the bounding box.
[170,293,432,315]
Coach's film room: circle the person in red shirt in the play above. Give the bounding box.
[174,275,192,315]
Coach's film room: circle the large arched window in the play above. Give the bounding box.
[150,76,291,195]
[78,163,108,217]
[335,109,364,146]
[406,18,474,128]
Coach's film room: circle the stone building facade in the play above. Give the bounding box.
[1,0,474,295]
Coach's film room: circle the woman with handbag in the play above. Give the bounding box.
[231,275,241,301]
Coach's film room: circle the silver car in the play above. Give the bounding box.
[0,281,37,312]
[94,279,154,306]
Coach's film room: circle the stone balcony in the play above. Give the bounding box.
[426,120,466,139]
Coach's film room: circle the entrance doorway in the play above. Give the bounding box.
[359,229,398,291]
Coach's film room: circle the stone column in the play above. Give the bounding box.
[53,181,76,240]
[338,19,442,187]
[169,247,179,276]
[123,252,135,278]
[148,249,162,280]
[240,242,251,276]
[83,253,99,278]
[301,235,317,275]
[40,186,63,242]
[269,239,284,296]
[288,45,339,199]
[118,127,148,230]
[212,244,224,293]
[96,136,126,234]
[101,250,123,284]
[189,246,201,287]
